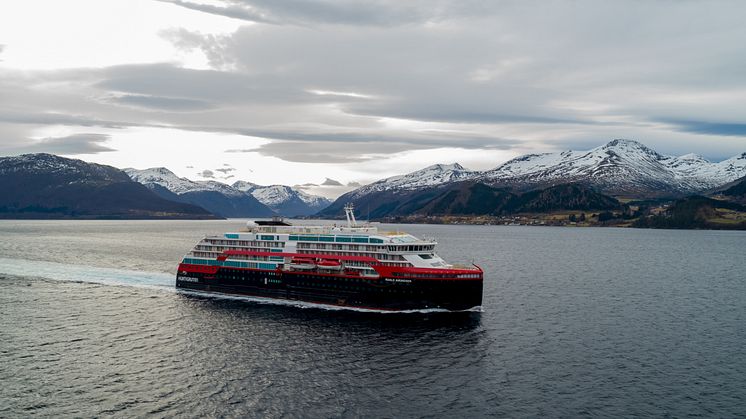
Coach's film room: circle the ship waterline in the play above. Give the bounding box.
[176,206,483,311]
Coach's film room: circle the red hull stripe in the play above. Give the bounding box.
[177,263,482,282]
[373,265,482,276]
[177,263,220,274]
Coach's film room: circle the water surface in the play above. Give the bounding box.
[1,220,745,417]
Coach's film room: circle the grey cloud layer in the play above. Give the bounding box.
[158,0,473,26]
[1,0,745,162]
[0,133,114,155]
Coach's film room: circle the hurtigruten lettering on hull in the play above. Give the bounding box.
[176,204,483,311]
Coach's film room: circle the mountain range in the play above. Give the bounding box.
[125,168,331,217]
[232,181,331,216]
[320,139,746,218]
[0,154,215,219]
[479,139,746,195]
[2,140,744,221]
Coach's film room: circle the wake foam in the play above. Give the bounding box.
[0,257,173,290]
[0,257,482,314]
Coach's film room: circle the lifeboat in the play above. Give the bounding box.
[317,259,343,271]
[288,257,316,270]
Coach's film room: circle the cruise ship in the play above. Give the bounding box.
[176,205,483,311]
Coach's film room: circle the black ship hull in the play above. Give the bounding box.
[176,267,483,312]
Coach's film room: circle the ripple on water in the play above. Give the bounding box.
[1,222,746,417]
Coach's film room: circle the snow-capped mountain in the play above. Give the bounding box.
[1,153,130,183]
[321,140,746,217]
[665,152,746,190]
[231,180,258,194]
[318,163,477,218]
[0,154,214,219]
[480,139,746,195]
[125,168,274,217]
[233,181,331,216]
[349,163,477,199]
[125,167,245,197]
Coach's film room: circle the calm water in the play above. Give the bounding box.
[1,220,745,417]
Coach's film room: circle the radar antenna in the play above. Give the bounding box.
[344,203,357,227]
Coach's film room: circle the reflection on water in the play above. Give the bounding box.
[177,291,484,332]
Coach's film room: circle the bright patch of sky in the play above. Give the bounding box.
[0,0,242,70]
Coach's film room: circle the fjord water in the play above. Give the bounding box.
[1,221,745,417]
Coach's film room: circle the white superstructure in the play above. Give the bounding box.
[182,210,452,276]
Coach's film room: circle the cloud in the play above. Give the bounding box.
[198,169,215,178]
[321,178,343,186]
[662,119,746,137]
[2,0,746,171]
[157,0,276,24]
[160,28,237,69]
[0,133,115,155]
[215,167,235,173]
[107,93,214,111]
[158,0,459,27]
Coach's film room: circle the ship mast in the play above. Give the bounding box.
[344,203,357,227]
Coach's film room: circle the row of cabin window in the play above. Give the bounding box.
[288,235,384,244]
[203,241,284,248]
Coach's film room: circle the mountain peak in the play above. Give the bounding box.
[603,139,646,148]
[598,139,659,156]
[238,183,331,215]
[151,167,176,175]
[423,162,466,171]
[676,153,708,162]
[231,180,258,192]
[6,152,82,166]
[351,162,477,196]
[409,162,469,176]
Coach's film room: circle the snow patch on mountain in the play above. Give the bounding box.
[1,153,126,182]
[249,185,295,206]
[232,181,331,209]
[124,167,245,197]
[480,139,746,194]
[340,140,746,200]
[351,163,477,198]
[296,189,331,207]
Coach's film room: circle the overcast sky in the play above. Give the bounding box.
[1,0,745,198]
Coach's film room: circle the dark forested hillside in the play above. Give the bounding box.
[0,154,217,219]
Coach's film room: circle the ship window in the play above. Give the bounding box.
[419,254,432,259]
